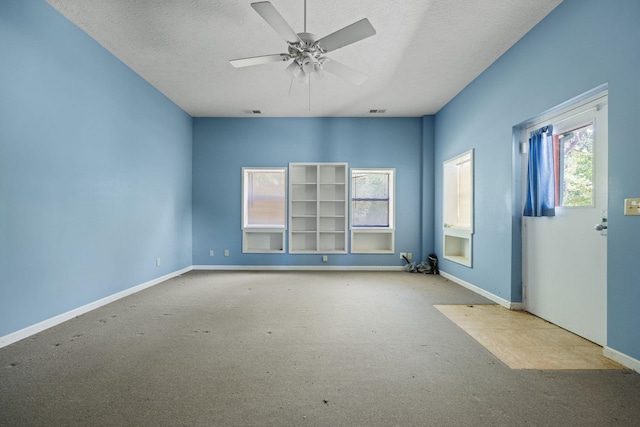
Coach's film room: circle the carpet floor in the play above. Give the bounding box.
[1,271,639,426]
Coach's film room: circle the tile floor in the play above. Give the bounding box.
[434,304,624,370]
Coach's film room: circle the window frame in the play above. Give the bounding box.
[349,168,396,254]
[242,167,287,230]
[442,150,474,267]
[350,168,395,230]
[556,122,596,208]
[241,167,287,254]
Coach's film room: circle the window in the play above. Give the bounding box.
[351,169,394,228]
[556,124,594,207]
[443,151,473,230]
[350,169,395,253]
[242,168,286,253]
[523,94,604,213]
[443,150,473,267]
[242,168,286,228]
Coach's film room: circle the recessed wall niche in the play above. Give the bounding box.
[443,150,474,267]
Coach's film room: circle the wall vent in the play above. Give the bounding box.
[369,109,387,114]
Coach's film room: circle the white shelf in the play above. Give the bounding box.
[319,216,345,232]
[291,217,316,231]
[445,255,471,264]
[319,232,346,251]
[351,229,394,253]
[290,165,317,184]
[242,230,285,253]
[289,163,347,253]
[443,228,472,267]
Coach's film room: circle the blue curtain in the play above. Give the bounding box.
[524,125,555,217]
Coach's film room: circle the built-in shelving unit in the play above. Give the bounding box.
[289,163,347,253]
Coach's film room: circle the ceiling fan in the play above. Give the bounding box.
[230,1,376,86]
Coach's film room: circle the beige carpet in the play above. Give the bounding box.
[434,304,624,370]
[3,272,638,427]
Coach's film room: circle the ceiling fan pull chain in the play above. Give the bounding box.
[308,74,311,111]
[304,0,307,33]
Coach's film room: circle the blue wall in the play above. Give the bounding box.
[434,0,640,359]
[3,0,638,365]
[0,0,193,336]
[192,117,428,266]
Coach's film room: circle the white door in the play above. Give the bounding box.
[522,94,608,346]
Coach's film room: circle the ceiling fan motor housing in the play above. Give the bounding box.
[288,32,325,67]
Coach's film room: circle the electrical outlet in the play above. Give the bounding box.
[156,258,161,266]
[407,253,413,260]
[400,252,407,260]
[322,255,328,262]
[224,249,229,257]
[210,250,214,257]
[624,198,640,215]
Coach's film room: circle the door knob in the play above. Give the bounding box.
[595,210,608,235]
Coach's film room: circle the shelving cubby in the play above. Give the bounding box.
[242,230,285,253]
[351,229,394,253]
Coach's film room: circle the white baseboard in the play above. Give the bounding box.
[6,264,638,372]
[0,264,402,348]
[192,265,405,271]
[439,270,524,310]
[0,266,193,349]
[604,346,640,373]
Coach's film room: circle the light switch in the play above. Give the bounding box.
[624,198,640,216]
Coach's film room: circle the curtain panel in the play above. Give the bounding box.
[524,125,555,217]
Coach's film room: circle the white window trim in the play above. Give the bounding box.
[241,167,287,253]
[242,167,287,230]
[350,168,395,254]
[443,150,473,267]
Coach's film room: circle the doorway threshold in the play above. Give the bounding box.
[434,304,623,370]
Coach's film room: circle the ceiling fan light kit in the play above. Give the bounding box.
[230,1,376,87]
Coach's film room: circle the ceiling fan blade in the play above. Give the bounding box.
[230,53,290,68]
[316,18,376,53]
[251,1,301,44]
[322,59,368,85]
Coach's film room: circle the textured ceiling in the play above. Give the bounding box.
[45,0,562,117]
